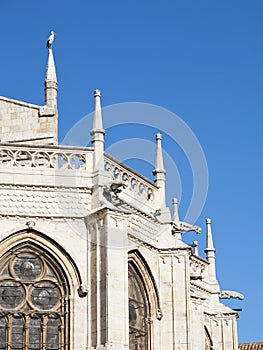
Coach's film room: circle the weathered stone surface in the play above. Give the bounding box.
[0,45,241,350]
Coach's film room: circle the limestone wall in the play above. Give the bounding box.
[0,97,57,144]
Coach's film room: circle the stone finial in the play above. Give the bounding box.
[154,133,165,172]
[192,240,199,256]
[92,89,103,130]
[205,218,215,254]
[90,89,105,172]
[25,220,36,229]
[205,218,217,281]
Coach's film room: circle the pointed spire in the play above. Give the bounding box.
[172,198,183,243]
[44,48,58,107]
[153,133,166,186]
[152,133,167,211]
[205,218,217,281]
[45,49,57,82]
[172,198,179,223]
[206,218,215,253]
[90,89,105,172]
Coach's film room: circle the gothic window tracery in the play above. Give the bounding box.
[0,245,69,350]
[128,263,150,350]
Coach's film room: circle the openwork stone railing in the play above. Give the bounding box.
[0,145,158,200]
[0,144,92,171]
[104,153,157,201]
[189,255,208,280]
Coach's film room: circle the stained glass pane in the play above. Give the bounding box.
[0,316,6,350]
[29,316,41,349]
[31,282,59,310]
[12,316,24,349]
[128,264,148,350]
[0,246,67,350]
[13,255,42,281]
[0,281,24,309]
[0,267,8,277]
[46,316,59,350]
[46,267,55,278]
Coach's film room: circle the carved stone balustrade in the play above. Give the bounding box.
[0,143,93,171]
[189,255,209,281]
[0,145,159,215]
[104,153,157,203]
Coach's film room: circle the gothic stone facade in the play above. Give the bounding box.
[0,47,242,350]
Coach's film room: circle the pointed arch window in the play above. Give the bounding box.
[205,327,213,350]
[0,245,69,350]
[128,263,150,350]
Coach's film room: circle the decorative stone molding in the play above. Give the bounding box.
[78,284,89,297]
[39,105,56,117]
[128,213,160,243]
[25,220,36,229]
[156,308,163,320]
[190,282,213,296]
[206,312,239,322]
[109,213,127,227]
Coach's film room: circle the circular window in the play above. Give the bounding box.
[0,280,25,309]
[12,254,43,281]
[30,281,60,310]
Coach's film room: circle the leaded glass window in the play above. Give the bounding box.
[129,263,150,350]
[0,245,69,350]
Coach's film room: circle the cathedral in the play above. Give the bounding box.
[0,41,244,350]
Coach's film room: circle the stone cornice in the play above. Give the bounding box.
[0,96,41,110]
[128,233,191,254]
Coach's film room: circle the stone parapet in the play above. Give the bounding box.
[0,143,93,171]
[104,153,158,213]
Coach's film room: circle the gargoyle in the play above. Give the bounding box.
[219,290,244,300]
[173,221,201,234]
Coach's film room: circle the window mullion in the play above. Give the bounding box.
[59,318,64,350]
[41,315,48,350]
[24,315,29,350]
[6,315,12,350]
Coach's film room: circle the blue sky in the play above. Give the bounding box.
[1,0,263,343]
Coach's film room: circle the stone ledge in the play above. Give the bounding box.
[0,96,41,110]
[39,105,56,117]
